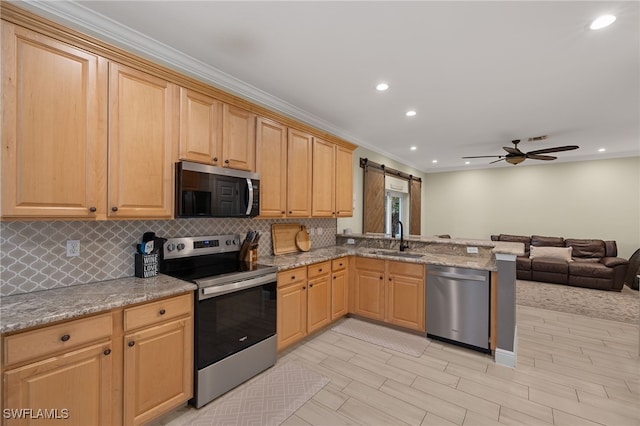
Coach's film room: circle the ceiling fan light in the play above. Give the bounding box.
[506,156,525,165]
[590,15,616,30]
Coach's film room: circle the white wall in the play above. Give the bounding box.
[423,156,640,259]
[337,146,428,235]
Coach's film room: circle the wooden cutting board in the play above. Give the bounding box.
[271,223,302,255]
[295,225,311,252]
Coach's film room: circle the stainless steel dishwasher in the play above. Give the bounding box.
[426,265,490,352]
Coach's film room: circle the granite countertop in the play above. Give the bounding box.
[0,275,196,334]
[258,245,498,272]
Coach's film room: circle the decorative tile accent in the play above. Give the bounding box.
[0,218,336,296]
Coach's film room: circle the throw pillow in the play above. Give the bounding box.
[529,246,573,262]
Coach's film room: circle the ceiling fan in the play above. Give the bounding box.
[462,137,579,165]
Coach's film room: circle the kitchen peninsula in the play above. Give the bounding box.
[258,233,524,367]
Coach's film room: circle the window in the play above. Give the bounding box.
[385,190,408,237]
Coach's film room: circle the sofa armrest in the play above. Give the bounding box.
[600,257,628,268]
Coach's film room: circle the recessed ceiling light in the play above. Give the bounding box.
[598,148,606,152]
[410,146,417,151]
[406,110,417,117]
[432,159,438,164]
[376,83,389,91]
[465,161,471,165]
[590,15,616,30]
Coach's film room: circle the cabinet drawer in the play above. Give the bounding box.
[4,313,113,366]
[388,261,425,278]
[308,261,331,279]
[355,256,385,272]
[331,258,348,272]
[277,266,307,288]
[124,293,192,331]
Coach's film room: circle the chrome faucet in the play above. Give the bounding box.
[397,221,409,252]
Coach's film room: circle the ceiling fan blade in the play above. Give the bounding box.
[527,154,556,161]
[461,155,503,159]
[526,145,579,155]
[489,158,505,164]
[503,147,523,155]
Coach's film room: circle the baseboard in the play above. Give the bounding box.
[495,325,518,368]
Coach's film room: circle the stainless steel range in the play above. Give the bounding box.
[159,235,277,408]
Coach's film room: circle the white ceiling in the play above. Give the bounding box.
[15,1,640,173]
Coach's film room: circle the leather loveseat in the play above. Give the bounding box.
[491,234,629,291]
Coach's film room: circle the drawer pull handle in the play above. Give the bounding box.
[103,348,112,356]
[128,341,135,347]
[61,334,70,342]
[159,309,166,315]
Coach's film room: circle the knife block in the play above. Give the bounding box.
[243,248,258,263]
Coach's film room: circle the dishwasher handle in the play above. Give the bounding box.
[427,269,488,282]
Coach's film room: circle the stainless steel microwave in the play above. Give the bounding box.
[175,161,260,218]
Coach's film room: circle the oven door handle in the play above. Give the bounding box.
[198,273,276,300]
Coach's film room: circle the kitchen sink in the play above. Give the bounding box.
[371,250,425,259]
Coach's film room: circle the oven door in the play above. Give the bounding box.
[195,274,276,370]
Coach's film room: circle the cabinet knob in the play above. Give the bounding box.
[128,341,135,347]
[213,157,218,162]
[389,277,392,281]
[333,276,336,280]
[309,283,314,287]
[319,269,323,272]
[61,334,70,342]
[159,309,166,315]
[281,211,285,214]
[111,206,118,212]
[291,276,295,280]
[302,286,306,290]
[224,159,230,164]
[289,211,292,214]
[380,276,383,280]
[89,206,97,212]
[103,348,112,356]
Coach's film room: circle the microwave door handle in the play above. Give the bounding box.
[245,178,253,215]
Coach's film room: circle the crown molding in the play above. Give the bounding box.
[8,1,370,147]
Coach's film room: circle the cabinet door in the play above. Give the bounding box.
[4,342,113,426]
[179,87,223,166]
[1,23,107,219]
[256,117,287,217]
[387,261,425,332]
[276,282,307,351]
[286,129,313,217]
[222,104,256,171]
[353,260,386,321]
[307,274,331,334]
[335,145,354,217]
[108,63,178,219]
[311,138,335,217]
[331,268,348,320]
[123,317,193,426]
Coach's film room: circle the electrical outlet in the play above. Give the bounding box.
[317,227,323,235]
[309,227,315,236]
[466,246,479,254]
[347,238,355,245]
[66,240,80,257]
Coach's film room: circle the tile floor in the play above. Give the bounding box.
[160,305,639,425]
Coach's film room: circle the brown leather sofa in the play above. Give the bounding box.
[491,234,629,291]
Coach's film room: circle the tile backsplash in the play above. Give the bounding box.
[0,218,336,297]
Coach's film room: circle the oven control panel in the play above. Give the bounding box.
[162,235,241,259]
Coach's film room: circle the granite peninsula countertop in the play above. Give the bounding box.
[0,275,196,334]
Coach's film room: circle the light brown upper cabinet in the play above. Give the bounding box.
[286,129,313,217]
[179,88,223,166]
[1,23,108,219]
[256,117,288,217]
[335,145,354,217]
[108,63,178,219]
[312,139,354,218]
[222,104,256,171]
[311,138,336,217]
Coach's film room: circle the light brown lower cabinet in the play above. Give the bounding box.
[277,259,349,351]
[1,293,193,426]
[353,257,425,332]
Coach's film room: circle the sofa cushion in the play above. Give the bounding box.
[516,256,531,271]
[604,240,618,257]
[531,258,569,274]
[530,246,573,262]
[498,234,531,252]
[531,235,564,247]
[569,262,614,279]
[565,239,605,259]
[600,257,628,268]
